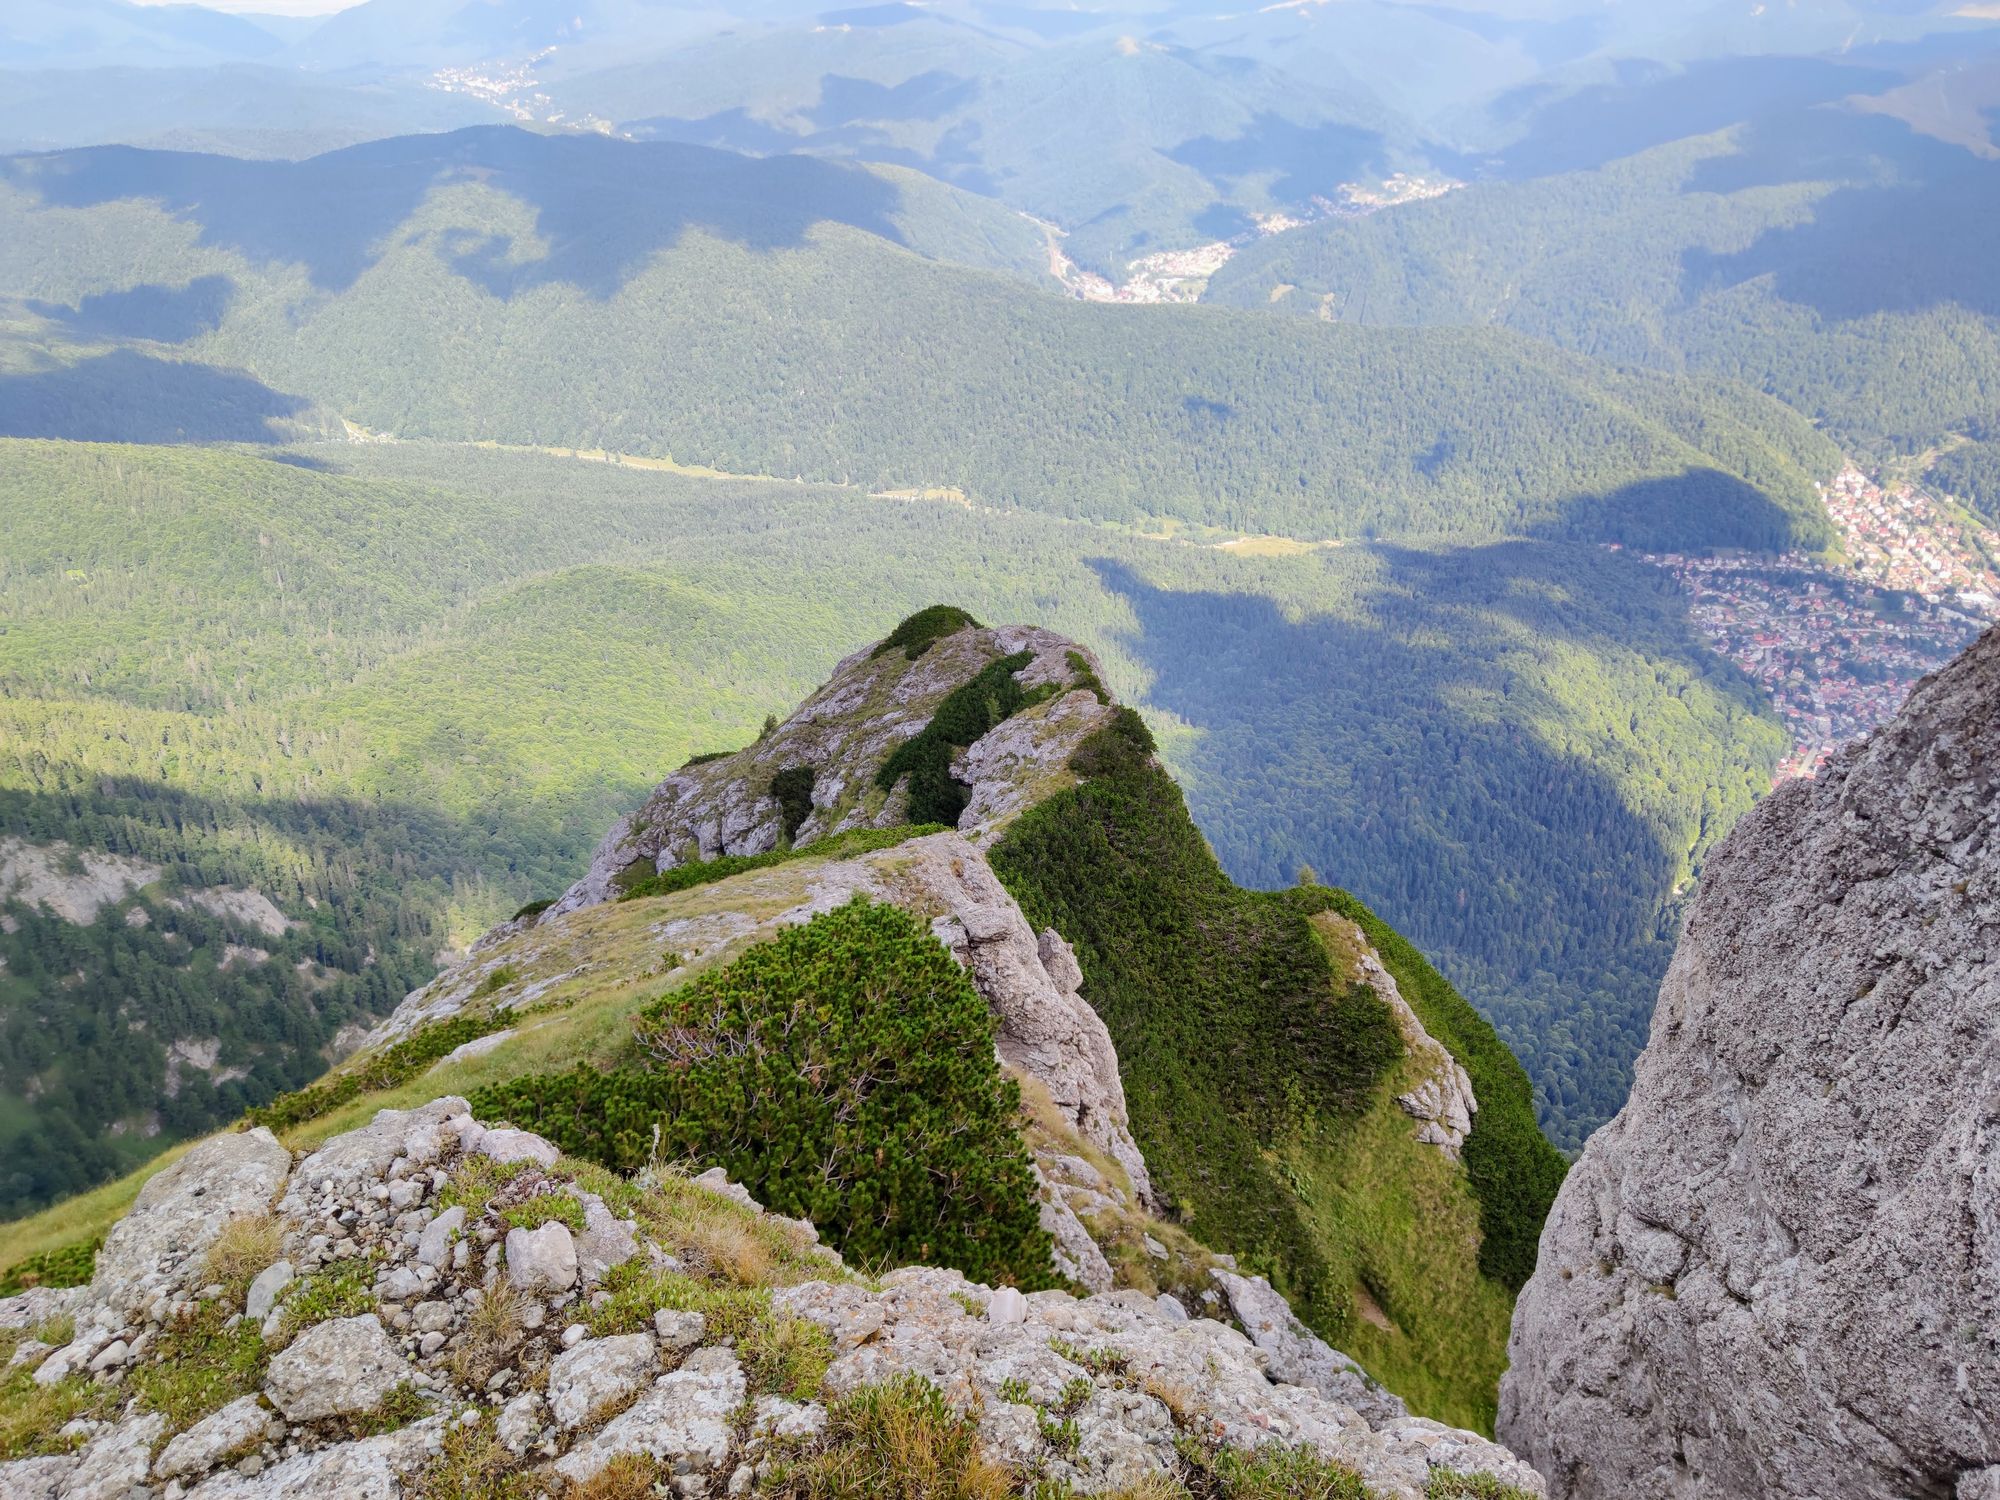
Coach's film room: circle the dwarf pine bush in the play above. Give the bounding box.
[473,897,1055,1288]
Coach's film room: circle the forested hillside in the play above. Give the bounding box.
[0,437,1787,1209]
[1209,107,2000,455]
[0,128,1842,549]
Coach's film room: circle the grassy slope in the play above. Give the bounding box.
[989,715,1566,1431]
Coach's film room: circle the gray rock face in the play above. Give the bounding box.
[154,1396,284,1481]
[775,1267,1545,1497]
[183,1422,438,1500]
[1500,627,2000,1500]
[263,1315,411,1422]
[1213,1270,1409,1428]
[504,1222,578,1294]
[547,1331,657,1429]
[91,1128,290,1319]
[545,622,1109,919]
[551,1347,746,1484]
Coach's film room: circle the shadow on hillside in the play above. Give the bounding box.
[1470,55,1902,179]
[29,274,235,343]
[1680,110,2000,320]
[628,84,998,198]
[0,126,912,300]
[1167,113,1387,202]
[1085,541,1765,1137]
[0,349,307,442]
[1537,469,1819,553]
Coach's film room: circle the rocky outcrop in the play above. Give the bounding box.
[544,620,1110,918]
[1500,628,2000,1499]
[0,1100,1542,1499]
[375,825,1156,1222]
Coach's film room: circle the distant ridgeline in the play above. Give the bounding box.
[1208,112,2000,461]
[0,127,1838,552]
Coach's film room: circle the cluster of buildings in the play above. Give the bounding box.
[1057,174,1463,304]
[1819,465,2000,612]
[1640,550,1985,782]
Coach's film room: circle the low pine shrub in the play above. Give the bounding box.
[0,1236,98,1295]
[245,1009,512,1132]
[474,897,1055,1288]
[870,605,983,661]
[770,766,817,844]
[875,651,1051,826]
[989,712,1404,1332]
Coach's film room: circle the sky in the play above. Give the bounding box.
[128,0,364,13]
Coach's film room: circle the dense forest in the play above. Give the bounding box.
[1210,111,2000,457]
[1932,438,2000,522]
[0,438,1785,1205]
[0,128,1841,550]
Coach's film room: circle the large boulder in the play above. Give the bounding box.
[1500,628,2000,1499]
[91,1128,290,1318]
[263,1315,413,1422]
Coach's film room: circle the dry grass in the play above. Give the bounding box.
[767,1374,1013,1500]
[630,1168,830,1290]
[448,1283,525,1390]
[562,1453,666,1500]
[677,1211,777,1286]
[204,1213,284,1305]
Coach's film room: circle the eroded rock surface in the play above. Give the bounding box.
[545,621,1108,918]
[1,1101,1541,1499]
[1500,627,2000,1500]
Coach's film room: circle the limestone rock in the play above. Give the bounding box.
[183,1420,438,1500]
[56,1412,162,1500]
[244,1260,293,1323]
[263,1315,411,1422]
[543,623,1104,917]
[416,1205,464,1268]
[0,1455,75,1500]
[774,1265,1541,1498]
[1500,626,2000,1500]
[504,1222,578,1293]
[547,1332,657,1429]
[552,1347,746,1484]
[475,1128,559,1169]
[90,1127,289,1318]
[154,1396,284,1481]
[279,1098,467,1219]
[1213,1270,1408,1427]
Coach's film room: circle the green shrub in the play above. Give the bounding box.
[0,1236,98,1295]
[1177,1439,1369,1499]
[1424,1472,1541,1500]
[771,767,817,844]
[989,714,1403,1333]
[1064,650,1110,706]
[680,750,736,769]
[511,899,555,922]
[133,1302,268,1433]
[875,651,1049,826]
[871,606,983,661]
[614,825,946,903]
[474,897,1055,1287]
[499,1191,586,1233]
[274,1256,377,1339]
[245,1010,512,1132]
